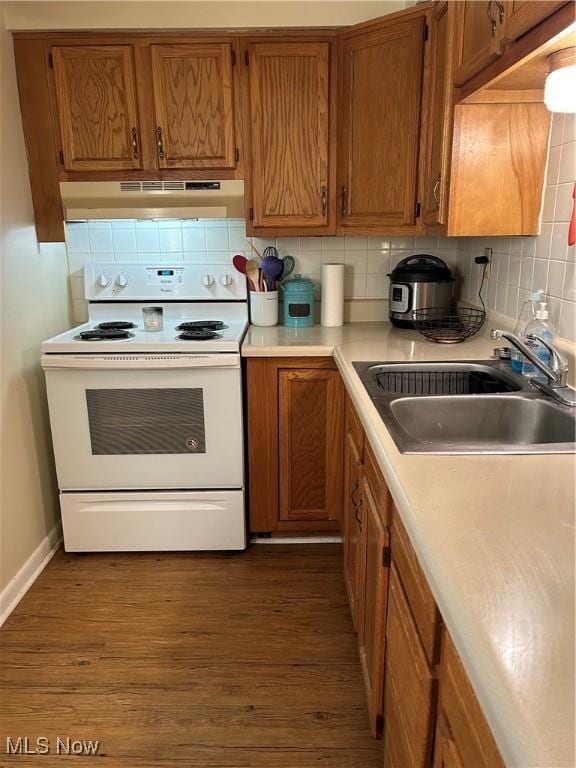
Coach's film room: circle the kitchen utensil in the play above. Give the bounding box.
[261,254,283,291]
[412,307,486,343]
[246,258,260,292]
[246,240,263,260]
[232,254,247,275]
[389,254,454,328]
[280,255,295,280]
[263,246,279,260]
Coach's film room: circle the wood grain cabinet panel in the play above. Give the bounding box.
[247,42,332,229]
[433,633,504,768]
[500,1,568,43]
[278,368,344,523]
[342,418,365,633]
[150,43,236,169]
[358,473,390,737]
[422,1,455,227]
[52,45,142,172]
[338,16,425,230]
[454,2,504,86]
[383,564,437,768]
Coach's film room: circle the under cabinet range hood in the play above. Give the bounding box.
[60,180,244,220]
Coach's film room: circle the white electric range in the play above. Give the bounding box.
[42,262,249,552]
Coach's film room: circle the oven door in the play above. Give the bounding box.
[43,353,243,490]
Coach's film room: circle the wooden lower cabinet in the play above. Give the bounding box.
[342,395,365,632]
[433,634,505,768]
[341,395,505,767]
[358,472,390,736]
[383,564,437,767]
[247,357,344,534]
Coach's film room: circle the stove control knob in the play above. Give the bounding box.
[96,273,111,288]
[202,274,215,287]
[220,272,233,287]
[116,274,129,288]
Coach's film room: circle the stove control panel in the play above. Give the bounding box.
[85,263,248,302]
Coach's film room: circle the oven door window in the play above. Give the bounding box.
[86,388,206,455]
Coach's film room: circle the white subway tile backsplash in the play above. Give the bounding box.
[559,141,575,184]
[112,227,137,253]
[205,227,229,251]
[322,250,345,264]
[367,250,390,274]
[559,300,576,342]
[88,226,113,253]
[135,227,160,253]
[532,258,549,293]
[159,228,183,253]
[547,259,566,298]
[550,113,565,147]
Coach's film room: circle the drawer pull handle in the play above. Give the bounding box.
[156,126,165,160]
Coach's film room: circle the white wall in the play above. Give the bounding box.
[0,3,71,599]
[4,0,408,31]
[457,113,576,343]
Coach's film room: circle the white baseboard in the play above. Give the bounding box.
[0,527,62,627]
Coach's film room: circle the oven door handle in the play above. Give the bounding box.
[41,354,241,370]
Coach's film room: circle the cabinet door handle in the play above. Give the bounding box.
[433,174,441,207]
[487,1,497,36]
[494,0,505,23]
[131,127,139,159]
[321,185,328,217]
[156,126,165,160]
[340,186,348,217]
[350,479,359,508]
[354,498,363,530]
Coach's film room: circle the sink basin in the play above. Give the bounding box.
[384,395,576,453]
[353,360,576,454]
[354,361,525,397]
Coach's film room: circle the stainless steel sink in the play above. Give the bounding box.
[354,360,576,455]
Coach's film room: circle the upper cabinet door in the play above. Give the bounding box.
[499,1,568,43]
[422,2,455,226]
[453,2,503,85]
[247,42,331,229]
[52,45,142,172]
[150,44,236,170]
[338,17,425,230]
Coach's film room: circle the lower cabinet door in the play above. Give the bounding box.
[278,368,344,522]
[343,430,364,631]
[358,474,390,736]
[383,564,436,767]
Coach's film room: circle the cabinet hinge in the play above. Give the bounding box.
[48,52,53,68]
[235,147,240,163]
[383,546,392,568]
[423,24,429,42]
[231,50,237,66]
[249,207,254,221]
[376,714,384,734]
[244,50,249,66]
[415,201,421,219]
[59,150,64,165]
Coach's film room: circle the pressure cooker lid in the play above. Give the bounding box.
[390,254,454,283]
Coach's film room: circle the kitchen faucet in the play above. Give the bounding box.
[490,329,576,406]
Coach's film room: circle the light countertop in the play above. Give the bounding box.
[242,322,576,768]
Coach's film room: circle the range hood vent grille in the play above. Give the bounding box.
[120,181,190,193]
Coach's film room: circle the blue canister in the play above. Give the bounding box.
[281,274,315,327]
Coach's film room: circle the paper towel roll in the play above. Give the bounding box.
[321,263,345,327]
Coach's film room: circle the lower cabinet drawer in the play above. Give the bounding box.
[383,563,437,768]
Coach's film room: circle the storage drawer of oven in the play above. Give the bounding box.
[60,490,246,551]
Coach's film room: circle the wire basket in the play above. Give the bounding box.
[413,307,486,344]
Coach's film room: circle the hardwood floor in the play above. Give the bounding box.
[0,545,382,767]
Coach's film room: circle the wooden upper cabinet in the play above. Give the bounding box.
[278,367,344,523]
[500,1,568,43]
[422,2,455,227]
[52,45,142,172]
[453,2,504,86]
[338,15,426,231]
[150,44,236,170]
[247,42,332,230]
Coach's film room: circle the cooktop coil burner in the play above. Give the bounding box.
[176,320,228,332]
[76,329,135,341]
[96,321,137,330]
[176,329,223,341]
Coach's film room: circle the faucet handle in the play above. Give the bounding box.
[490,329,503,340]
